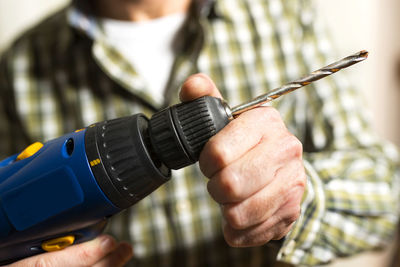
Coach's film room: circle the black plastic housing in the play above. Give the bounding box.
[85,96,231,208]
[149,96,231,170]
[85,114,170,209]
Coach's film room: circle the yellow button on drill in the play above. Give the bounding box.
[16,142,43,161]
[41,235,75,252]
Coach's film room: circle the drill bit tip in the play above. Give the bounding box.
[347,50,368,63]
[358,50,369,59]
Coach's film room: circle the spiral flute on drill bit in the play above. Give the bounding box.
[230,50,369,117]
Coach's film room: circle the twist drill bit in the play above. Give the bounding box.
[230,50,369,117]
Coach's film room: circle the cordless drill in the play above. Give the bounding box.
[0,96,231,264]
[0,51,367,264]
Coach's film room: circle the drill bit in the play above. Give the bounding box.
[230,50,369,117]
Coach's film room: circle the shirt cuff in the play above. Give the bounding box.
[277,160,326,265]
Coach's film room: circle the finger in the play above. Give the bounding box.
[10,235,118,267]
[220,162,305,230]
[179,73,223,101]
[223,219,295,247]
[93,242,133,267]
[207,133,302,204]
[199,107,287,178]
[222,200,300,247]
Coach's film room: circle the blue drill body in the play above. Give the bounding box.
[0,129,120,263]
[0,96,230,264]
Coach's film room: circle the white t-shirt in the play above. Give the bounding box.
[101,13,187,103]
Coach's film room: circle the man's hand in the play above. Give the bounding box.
[180,73,306,247]
[9,235,133,267]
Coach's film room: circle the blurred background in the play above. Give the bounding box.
[0,0,399,266]
[1,0,399,147]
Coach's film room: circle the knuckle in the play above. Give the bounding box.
[32,258,53,267]
[285,206,301,225]
[297,170,307,188]
[218,168,242,201]
[291,137,303,158]
[223,225,273,247]
[273,228,291,241]
[223,205,246,230]
[248,107,282,131]
[285,135,303,158]
[76,246,96,266]
[224,235,239,247]
[224,235,241,248]
[263,107,282,123]
[222,225,242,247]
[202,139,229,171]
[252,230,274,246]
[274,135,303,163]
[292,164,307,190]
[78,248,90,261]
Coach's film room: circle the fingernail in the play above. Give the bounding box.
[100,235,116,252]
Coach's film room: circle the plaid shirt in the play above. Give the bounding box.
[1,0,399,266]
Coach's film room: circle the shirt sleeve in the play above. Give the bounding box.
[276,1,400,265]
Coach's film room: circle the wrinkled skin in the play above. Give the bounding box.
[180,73,306,247]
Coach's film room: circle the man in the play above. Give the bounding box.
[1,0,399,266]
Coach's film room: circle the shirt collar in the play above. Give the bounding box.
[66,1,220,108]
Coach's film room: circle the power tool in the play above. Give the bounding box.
[0,51,367,264]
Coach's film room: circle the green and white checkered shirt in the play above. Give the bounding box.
[1,0,399,266]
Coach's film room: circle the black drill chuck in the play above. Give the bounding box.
[149,96,232,169]
[85,96,232,209]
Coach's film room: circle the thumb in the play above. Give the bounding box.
[10,235,122,267]
[179,73,223,101]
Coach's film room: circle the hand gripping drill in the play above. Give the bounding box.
[0,51,367,264]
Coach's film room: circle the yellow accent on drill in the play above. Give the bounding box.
[90,158,101,166]
[74,128,85,132]
[41,235,75,252]
[16,142,44,161]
